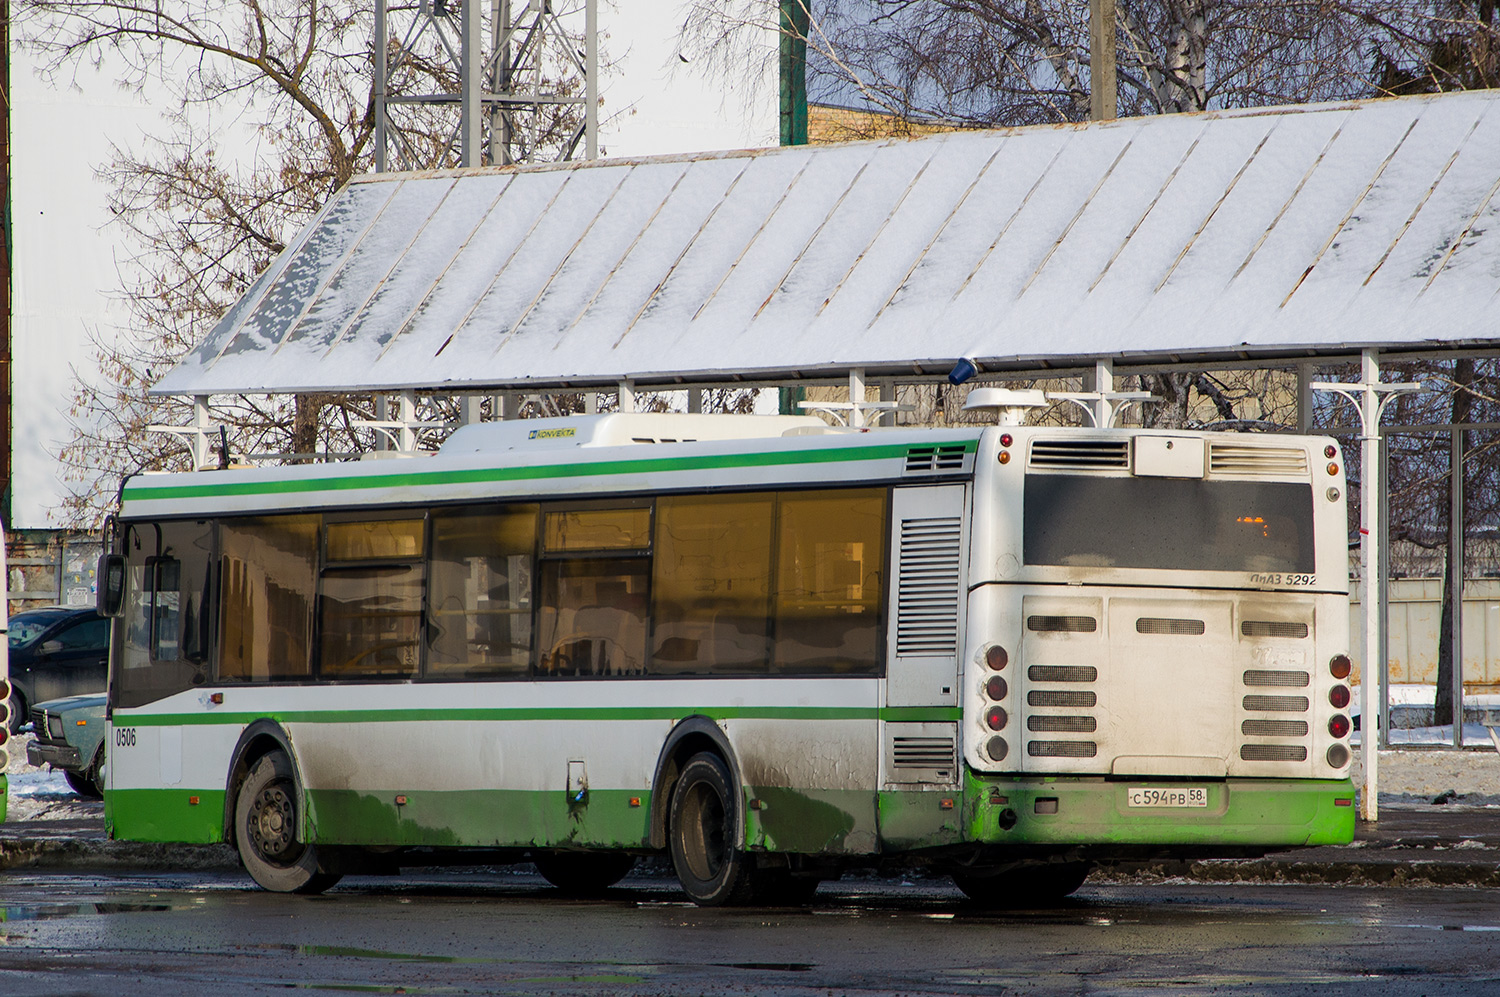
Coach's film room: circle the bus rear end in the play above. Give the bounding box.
[963,428,1355,858]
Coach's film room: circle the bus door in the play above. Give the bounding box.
[879,485,967,793]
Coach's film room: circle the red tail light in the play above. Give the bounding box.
[1329,685,1350,709]
[985,645,1009,671]
[984,675,1008,701]
[1329,654,1351,680]
[1328,715,1350,739]
[985,706,1008,731]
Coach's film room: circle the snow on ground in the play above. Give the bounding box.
[4,733,101,821]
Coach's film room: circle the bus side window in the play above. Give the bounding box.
[219,516,318,683]
[772,489,887,676]
[536,504,651,678]
[319,519,425,680]
[427,505,538,679]
[650,494,773,676]
[114,521,214,710]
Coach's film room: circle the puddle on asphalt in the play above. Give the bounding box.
[299,945,465,964]
[717,962,814,971]
[1,902,176,921]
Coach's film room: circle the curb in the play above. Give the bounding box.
[1101,857,1500,888]
[0,839,238,873]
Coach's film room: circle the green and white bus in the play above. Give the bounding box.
[100,411,1356,903]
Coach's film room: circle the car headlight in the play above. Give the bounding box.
[48,716,66,739]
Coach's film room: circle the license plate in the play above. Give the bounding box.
[1127,786,1209,808]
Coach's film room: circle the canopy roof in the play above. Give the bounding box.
[155,90,1500,397]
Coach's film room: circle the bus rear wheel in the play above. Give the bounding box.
[533,850,636,896]
[669,752,757,906]
[951,861,1092,907]
[235,751,342,894]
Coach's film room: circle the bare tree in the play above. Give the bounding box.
[17,0,594,525]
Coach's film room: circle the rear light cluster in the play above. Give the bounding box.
[1326,654,1352,768]
[982,643,1010,762]
[997,433,1013,466]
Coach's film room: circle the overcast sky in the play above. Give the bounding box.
[10,3,774,528]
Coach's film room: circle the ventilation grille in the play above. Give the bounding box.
[1136,617,1206,636]
[892,736,957,771]
[1029,690,1098,708]
[1241,620,1310,639]
[1028,665,1097,683]
[1242,719,1310,737]
[1029,740,1098,758]
[1029,439,1130,470]
[1243,670,1309,688]
[894,517,963,656]
[1241,744,1308,762]
[1028,615,1098,633]
[1243,694,1310,712]
[904,445,969,474]
[1029,715,1097,733]
[1209,444,1309,476]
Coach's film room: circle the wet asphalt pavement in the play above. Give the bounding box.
[3,867,1500,996]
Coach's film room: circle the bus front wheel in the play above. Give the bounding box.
[669,752,757,906]
[234,751,342,894]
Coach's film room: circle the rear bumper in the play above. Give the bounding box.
[965,772,1356,852]
[27,740,83,769]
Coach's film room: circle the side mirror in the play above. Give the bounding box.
[40,640,64,655]
[98,554,127,618]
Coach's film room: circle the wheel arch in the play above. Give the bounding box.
[648,715,745,850]
[223,720,307,846]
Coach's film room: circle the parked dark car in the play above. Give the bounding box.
[26,693,108,797]
[6,607,110,733]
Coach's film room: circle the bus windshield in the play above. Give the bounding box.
[1022,475,1316,573]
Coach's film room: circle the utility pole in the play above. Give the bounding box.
[1,0,12,526]
[1089,0,1117,121]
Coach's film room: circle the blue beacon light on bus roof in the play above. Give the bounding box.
[948,358,979,385]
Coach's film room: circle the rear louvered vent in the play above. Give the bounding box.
[1241,744,1308,762]
[1239,670,1310,765]
[904,445,969,474]
[1136,617,1206,635]
[1241,620,1310,638]
[1243,670,1310,688]
[1209,444,1308,476]
[1028,690,1098,708]
[895,516,962,656]
[1028,615,1097,633]
[1242,719,1310,737]
[1027,665,1097,682]
[1029,741,1098,758]
[892,736,957,771]
[1028,715,1097,732]
[1243,694,1310,712]
[1029,439,1130,470]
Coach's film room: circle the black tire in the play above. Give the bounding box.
[234,752,342,894]
[532,851,636,896]
[65,768,102,799]
[669,752,757,906]
[952,862,1092,907]
[87,745,108,798]
[7,690,25,736]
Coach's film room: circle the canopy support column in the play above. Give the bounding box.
[1312,350,1421,822]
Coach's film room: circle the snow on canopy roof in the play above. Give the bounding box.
[154,91,1500,397]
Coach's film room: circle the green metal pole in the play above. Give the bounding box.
[778,0,809,146]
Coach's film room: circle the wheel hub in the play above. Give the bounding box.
[250,784,296,861]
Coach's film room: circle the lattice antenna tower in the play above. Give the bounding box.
[375,0,598,171]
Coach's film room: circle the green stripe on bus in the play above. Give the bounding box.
[121,440,978,503]
[113,705,963,727]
